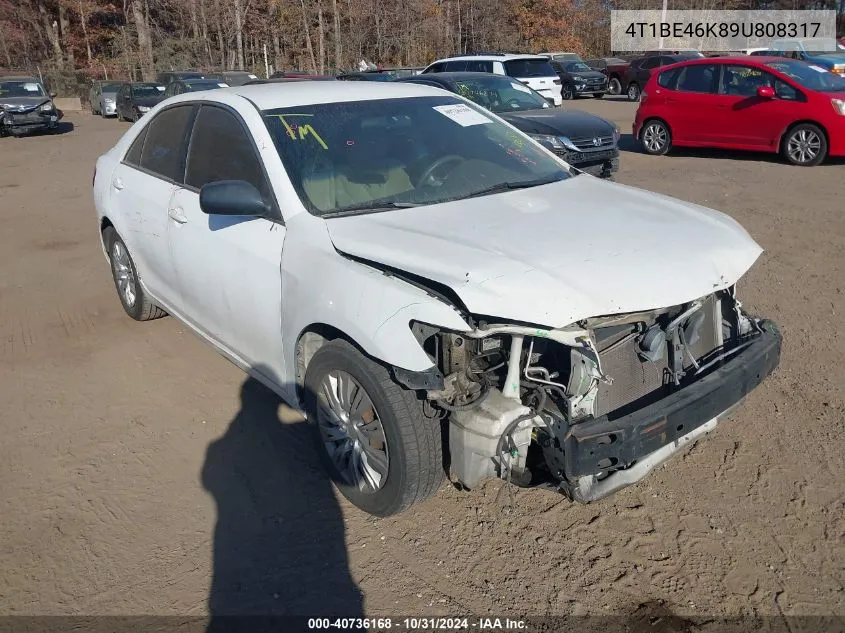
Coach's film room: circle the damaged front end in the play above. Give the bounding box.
[408,288,781,502]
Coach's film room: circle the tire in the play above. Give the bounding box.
[640,119,672,156]
[102,227,166,321]
[593,92,604,99]
[627,82,641,101]
[608,77,622,96]
[781,123,827,167]
[561,83,574,100]
[304,340,444,516]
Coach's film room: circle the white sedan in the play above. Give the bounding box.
[93,82,781,516]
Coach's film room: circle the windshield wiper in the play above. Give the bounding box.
[322,200,422,218]
[457,175,566,200]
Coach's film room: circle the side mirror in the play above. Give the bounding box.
[199,180,270,217]
[757,85,775,99]
[50,92,57,98]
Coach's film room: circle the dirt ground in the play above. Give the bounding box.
[0,101,842,628]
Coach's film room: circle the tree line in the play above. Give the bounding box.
[0,0,841,87]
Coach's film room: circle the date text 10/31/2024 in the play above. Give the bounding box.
[307,618,528,630]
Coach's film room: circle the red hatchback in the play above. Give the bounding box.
[633,56,845,166]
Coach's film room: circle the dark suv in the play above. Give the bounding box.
[624,53,700,101]
[550,60,609,99]
[155,71,205,85]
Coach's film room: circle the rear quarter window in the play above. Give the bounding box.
[657,67,682,88]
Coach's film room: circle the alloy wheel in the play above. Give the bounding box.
[642,122,668,153]
[787,129,821,164]
[608,77,622,95]
[111,240,137,308]
[316,370,389,493]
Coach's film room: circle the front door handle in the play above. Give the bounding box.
[168,207,188,224]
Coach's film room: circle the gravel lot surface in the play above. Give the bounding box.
[0,103,842,629]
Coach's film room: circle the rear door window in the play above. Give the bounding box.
[423,62,444,73]
[138,105,195,182]
[504,59,556,77]
[674,64,717,93]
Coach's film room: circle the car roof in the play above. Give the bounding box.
[176,81,451,110]
[404,71,517,82]
[657,55,787,71]
[430,53,549,63]
[0,76,40,82]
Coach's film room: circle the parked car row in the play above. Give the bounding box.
[89,71,234,123]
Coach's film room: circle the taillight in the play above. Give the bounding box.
[553,79,561,85]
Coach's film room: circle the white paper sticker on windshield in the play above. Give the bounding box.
[432,103,491,127]
[248,74,258,79]
[511,82,531,93]
[218,82,229,87]
[23,83,39,92]
[808,65,828,73]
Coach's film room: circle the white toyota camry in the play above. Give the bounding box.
[93,82,781,516]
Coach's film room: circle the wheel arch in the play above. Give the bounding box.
[778,119,829,153]
[639,116,672,140]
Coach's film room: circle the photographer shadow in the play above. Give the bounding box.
[202,369,363,629]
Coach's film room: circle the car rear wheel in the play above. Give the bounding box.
[304,340,444,516]
[103,227,166,321]
[782,124,827,166]
[608,77,622,95]
[561,83,574,100]
[627,82,641,101]
[641,120,671,156]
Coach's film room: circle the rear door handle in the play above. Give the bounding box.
[112,177,124,190]
[168,207,188,224]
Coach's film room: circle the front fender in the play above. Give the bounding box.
[281,214,471,384]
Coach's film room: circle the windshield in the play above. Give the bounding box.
[184,80,228,91]
[0,81,46,98]
[564,62,592,73]
[766,60,845,92]
[132,83,164,97]
[451,76,550,113]
[262,96,569,216]
[100,82,123,93]
[504,59,557,78]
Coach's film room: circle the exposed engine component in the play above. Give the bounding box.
[412,287,773,495]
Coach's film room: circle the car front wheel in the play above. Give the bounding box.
[561,83,574,100]
[304,340,444,516]
[608,77,622,95]
[627,82,641,101]
[103,227,166,321]
[782,123,827,166]
[641,119,671,155]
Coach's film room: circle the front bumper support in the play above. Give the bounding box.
[559,321,782,502]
